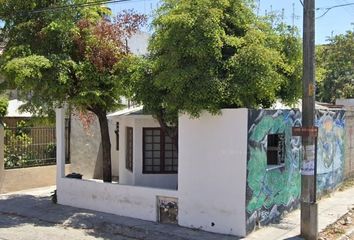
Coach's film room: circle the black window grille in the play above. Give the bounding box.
[267,134,285,165]
[126,127,133,172]
[143,128,178,174]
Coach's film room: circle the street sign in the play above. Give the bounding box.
[292,126,318,137]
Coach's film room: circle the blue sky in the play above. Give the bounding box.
[0,0,352,44]
[109,0,354,44]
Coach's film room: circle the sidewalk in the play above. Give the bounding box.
[1,186,354,240]
[0,186,238,240]
[245,186,354,240]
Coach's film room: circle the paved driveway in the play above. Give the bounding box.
[0,187,238,240]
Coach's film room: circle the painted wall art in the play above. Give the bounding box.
[246,109,345,233]
[246,109,302,233]
[315,110,345,195]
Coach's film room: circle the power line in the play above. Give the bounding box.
[316,2,354,19]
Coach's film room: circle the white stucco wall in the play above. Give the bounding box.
[57,178,177,222]
[57,108,178,223]
[118,117,135,185]
[118,115,178,189]
[178,109,249,237]
[108,118,119,177]
[57,108,250,237]
[336,98,354,109]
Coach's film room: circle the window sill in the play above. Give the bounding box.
[266,163,285,171]
[142,172,178,175]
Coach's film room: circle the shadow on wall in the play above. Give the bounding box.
[69,115,103,180]
[93,143,103,179]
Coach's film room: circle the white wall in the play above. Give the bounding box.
[336,98,354,109]
[118,117,135,185]
[108,118,119,177]
[118,115,178,189]
[178,109,249,237]
[57,178,177,222]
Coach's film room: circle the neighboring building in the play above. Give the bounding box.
[3,99,32,127]
[56,106,353,237]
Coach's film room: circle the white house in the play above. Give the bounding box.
[107,106,178,190]
[56,105,353,237]
[56,108,248,236]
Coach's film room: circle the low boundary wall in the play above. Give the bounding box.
[57,178,178,222]
[0,164,71,194]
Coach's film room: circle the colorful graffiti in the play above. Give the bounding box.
[246,109,302,233]
[246,109,346,233]
[316,110,345,195]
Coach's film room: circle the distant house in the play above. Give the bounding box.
[3,99,32,127]
[56,104,354,237]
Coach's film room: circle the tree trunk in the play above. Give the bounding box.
[92,107,112,182]
[156,109,178,151]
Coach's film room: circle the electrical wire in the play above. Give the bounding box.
[316,2,354,19]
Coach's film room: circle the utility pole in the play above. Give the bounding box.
[301,0,318,239]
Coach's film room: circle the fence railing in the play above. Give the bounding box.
[4,123,70,169]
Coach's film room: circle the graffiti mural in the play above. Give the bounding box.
[246,109,302,233]
[316,110,345,195]
[246,109,346,233]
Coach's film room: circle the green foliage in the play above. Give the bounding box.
[118,0,302,125]
[45,143,56,159]
[4,120,56,168]
[0,1,146,181]
[0,97,8,119]
[316,31,354,103]
[0,1,136,113]
[4,126,33,169]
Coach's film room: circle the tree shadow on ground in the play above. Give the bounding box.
[0,193,240,240]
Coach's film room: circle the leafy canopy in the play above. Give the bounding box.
[0,0,146,182]
[118,0,302,125]
[0,0,145,114]
[316,30,354,103]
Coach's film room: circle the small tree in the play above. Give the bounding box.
[316,30,354,103]
[117,0,302,135]
[0,1,146,182]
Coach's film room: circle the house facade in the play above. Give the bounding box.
[56,107,353,237]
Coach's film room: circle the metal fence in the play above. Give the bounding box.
[4,123,70,169]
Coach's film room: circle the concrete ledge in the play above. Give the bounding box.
[0,164,71,194]
[57,177,178,223]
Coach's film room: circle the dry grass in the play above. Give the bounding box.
[339,176,354,192]
[318,177,354,239]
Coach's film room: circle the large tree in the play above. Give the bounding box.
[117,0,302,131]
[0,0,146,182]
[316,30,354,103]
